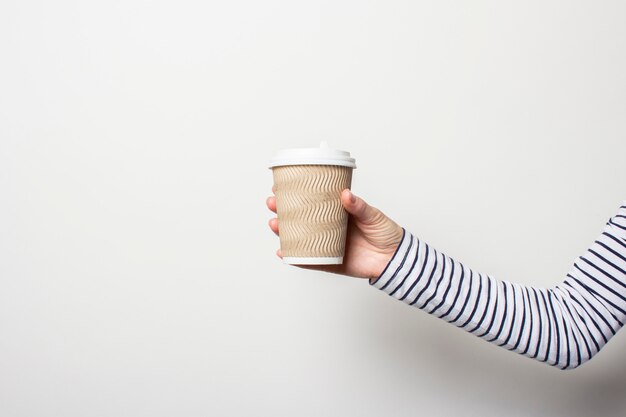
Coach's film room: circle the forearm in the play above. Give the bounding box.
[371,203,626,369]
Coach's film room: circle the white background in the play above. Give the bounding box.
[1,1,625,416]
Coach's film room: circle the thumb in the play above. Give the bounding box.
[341,189,382,225]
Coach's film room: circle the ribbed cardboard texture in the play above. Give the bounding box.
[272,165,353,263]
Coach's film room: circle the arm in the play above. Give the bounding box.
[371,206,626,369]
[267,191,626,369]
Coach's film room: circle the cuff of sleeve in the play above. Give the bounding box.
[370,228,415,292]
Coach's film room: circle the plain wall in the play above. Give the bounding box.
[1,1,625,416]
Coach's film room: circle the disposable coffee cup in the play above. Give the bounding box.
[269,142,356,265]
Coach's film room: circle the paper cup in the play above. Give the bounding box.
[269,143,356,265]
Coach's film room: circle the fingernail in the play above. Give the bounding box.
[349,190,356,203]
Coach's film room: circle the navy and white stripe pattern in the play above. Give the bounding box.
[371,203,626,369]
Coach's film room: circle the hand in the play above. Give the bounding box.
[267,189,404,280]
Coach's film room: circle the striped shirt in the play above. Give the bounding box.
[371,203,626,369]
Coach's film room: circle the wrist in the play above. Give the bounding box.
[369,228,406,284]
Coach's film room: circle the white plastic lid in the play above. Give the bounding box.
[269,142,356,169]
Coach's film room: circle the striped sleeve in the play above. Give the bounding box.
[371,202,626,370]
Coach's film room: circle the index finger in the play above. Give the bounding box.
[267,196,277,213]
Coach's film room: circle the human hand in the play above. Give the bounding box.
[267,189,404,280]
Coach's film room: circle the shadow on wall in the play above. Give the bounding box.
[362,304,626,417]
